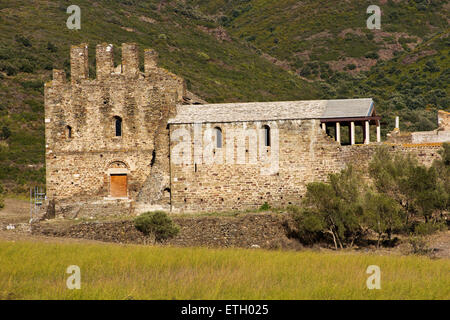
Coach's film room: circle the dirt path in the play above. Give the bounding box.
[0,198,30,224]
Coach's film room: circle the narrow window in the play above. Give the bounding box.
[66,125,72,139]
[263,125,271,147]
[114,116,122,137]
[215,127,222,148]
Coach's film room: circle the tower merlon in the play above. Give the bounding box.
[144,48,158,75]
[96,43,114,80]
[52,69,66,85]
[70,43,89,84]
[122,42,139,78]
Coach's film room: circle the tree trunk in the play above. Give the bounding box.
[327,230,338,250]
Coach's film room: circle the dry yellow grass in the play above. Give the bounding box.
[0,240,449,300]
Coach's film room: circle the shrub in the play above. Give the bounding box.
[15,35,32,47]
[259,202,270,211]
[20,80,44,91]
[0,126,11,140]
[365,52,379,59]
[47,42,57,53]
[297,166,365,249]
[414,222,446,236]
[134,211,179,241]
[408,235,432,256]
[0,62,17,76]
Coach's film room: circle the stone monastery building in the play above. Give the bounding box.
[44,43,444,217]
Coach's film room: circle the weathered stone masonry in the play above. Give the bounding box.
[45,43,445,217]
[169,120,344,212]
[45,43,184,215]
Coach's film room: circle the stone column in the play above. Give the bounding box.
[395,116,400,130]
[350,122,355,145]
[364,120,370,144]
[321,122,326,131]
[376,121,381,143]
[336,122,341,143]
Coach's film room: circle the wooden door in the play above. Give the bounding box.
[110,174,127,197]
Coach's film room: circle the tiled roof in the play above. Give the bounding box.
[168,98,374,124]
[320,98,374,119]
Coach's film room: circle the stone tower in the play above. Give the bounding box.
[44,43,185,216]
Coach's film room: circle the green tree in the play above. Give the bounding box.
[363,191,403,248]
[369,147,417,224]
[431,143,450,221]
[296,167,365,249]
[369,146,448,225]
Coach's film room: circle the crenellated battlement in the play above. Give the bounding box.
[70,43,89,84]
[50,42,185,98]
[96,43,114,80]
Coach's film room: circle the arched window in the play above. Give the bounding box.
[263,125,270,147]
[66,125,72,139]
[114,116,122,137]
[214,127,222,148]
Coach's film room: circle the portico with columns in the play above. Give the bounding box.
[319,98,381,145]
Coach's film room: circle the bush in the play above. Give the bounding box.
[296,166,365,249]
[408,235,432,256]
[414,222,446,236]
[15,35,32,47]
[259,202,270,211]
[47,42,57,53]
[368,147,448,225]
[0,62,17,76]
[365,52,379,59]
[0,126,11,140]
[134,211,179,241]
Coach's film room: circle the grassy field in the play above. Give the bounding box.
[0,240,448,300]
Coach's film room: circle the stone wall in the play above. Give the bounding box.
[411,131,450,143]
[168,119,444,213]
[169,119,346,213]
[438,110,450,130]
[45,43,184,212]
[339,143,443,169]
[386,110,450,144]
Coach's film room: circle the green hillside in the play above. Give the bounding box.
[190,0,448,79]
[188,0,449,131]
[0,0,448,193]
[0,0,320,193]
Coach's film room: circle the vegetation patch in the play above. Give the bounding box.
[0,240,448,299]
[134,211,179,242]
[292,144,449,252]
